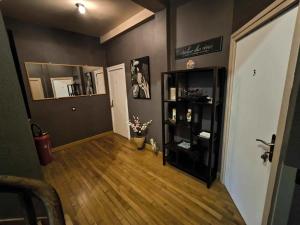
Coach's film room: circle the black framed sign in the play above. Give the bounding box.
[175,36,223,60]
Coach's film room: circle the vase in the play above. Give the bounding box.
[133,136,146,150]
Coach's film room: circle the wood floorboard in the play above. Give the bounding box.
[43,134,245,225]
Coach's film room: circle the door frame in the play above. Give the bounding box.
[220,0,300,224]
[50,77,74,98]
[93,68,106,95]
[29,77,44,100]
[107,63,130,139]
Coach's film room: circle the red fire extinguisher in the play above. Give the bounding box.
[31,123,53,166]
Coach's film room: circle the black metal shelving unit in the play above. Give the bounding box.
[161,67,226,188]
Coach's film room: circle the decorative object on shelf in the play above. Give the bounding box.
[188,88,203,97]
[186,59,195,69]
[199,131,211,139]
[177,141,191,149]
[170,87,176,100]
[130,56,151,99]
[207,97,213,104]
[186,109,192,122]
[179,88,210,103]
[168,118,176,125]
[172,108,176,121]
[129,115,152,150]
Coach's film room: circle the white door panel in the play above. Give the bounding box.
[50,77,73,98]
[29,78,44,100]
[225,7,297,225]
[107,64,130,139]
[94,69,106,94]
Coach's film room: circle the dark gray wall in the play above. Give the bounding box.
[2,0,274,149]
[103,0,277,153]
[171,0,234,70]
[105,10,167,148]
[285,68,300,169]
[232,0,275,32]
[270,165,297,225]
[0,11,43,218]
[166,0,233,170]
[5,18,113,147]
[288,171,300,225]
[170,0,276,70]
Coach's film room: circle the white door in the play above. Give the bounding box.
[225,7,298,225]
[29,78,45,100]
[107,64,130,139]
[93,69,106,94]
[50,77,73,98]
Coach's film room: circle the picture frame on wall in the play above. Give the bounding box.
[130,56,151,99]
[83,72,94,95]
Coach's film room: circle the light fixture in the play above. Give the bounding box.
[76,3,86,14]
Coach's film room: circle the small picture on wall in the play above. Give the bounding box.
[130,56,151,99]
[83,72,94,95]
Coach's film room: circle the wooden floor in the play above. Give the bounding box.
[43,134,245,225]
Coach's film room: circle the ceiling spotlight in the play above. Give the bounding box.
[76,3,86,14]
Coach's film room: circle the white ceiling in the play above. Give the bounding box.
[0,0,145,37]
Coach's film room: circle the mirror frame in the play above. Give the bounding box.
[25,62,106,101]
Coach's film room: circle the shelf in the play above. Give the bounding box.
[163,99,177,103]
[165,142,191,152]
[177,100,213,105]
[164,120,216,142]
[197,137,215,143]
[164,120,203,128]
[161,66,225,188]
[166,154,209,182]
[164,120,176,126]
[192,132,218,142]
[163,99,221,106]
[165,142,208,153]
[162,66,223,74]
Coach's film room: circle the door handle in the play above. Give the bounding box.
[255,139,275,147]
[111,100,114,108]
[256,134,276,163]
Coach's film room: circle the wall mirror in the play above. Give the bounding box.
[25,62,106,100]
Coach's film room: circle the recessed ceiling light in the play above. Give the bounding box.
[76,3,86,14]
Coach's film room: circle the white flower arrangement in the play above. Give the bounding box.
[129,115,152,137]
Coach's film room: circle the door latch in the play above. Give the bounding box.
[256,134,276,163]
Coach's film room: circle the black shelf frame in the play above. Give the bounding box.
[161,67,226,188]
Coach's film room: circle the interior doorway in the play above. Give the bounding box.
[107,63,130,139]
[221,2,300,225]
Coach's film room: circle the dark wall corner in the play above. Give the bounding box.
[0,10,44,219]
